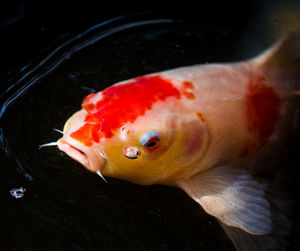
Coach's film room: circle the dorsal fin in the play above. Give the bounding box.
[251,31,300,95]
[255,31,300,68]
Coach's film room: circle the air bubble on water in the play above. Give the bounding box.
[9,187,26,199]
[24,173,33,182]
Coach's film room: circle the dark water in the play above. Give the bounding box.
[0,4,299,251]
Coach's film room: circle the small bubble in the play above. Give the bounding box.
[25,173,33,182]
[9,187,26,199]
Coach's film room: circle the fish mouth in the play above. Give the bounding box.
[57,140,90,169]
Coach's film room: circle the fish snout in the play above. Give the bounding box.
[57,138,106,174]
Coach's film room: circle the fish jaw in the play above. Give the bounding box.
[57,136,106,173]
[58,109,107,173]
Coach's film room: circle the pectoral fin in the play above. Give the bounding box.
[219,220,283,251]
[177,166,272,235]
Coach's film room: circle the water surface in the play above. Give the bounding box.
[0,13,298,250]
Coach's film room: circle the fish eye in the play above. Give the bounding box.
[123,146,141,159]
[140,132,161,149]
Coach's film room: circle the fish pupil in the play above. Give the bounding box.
[144,136,160,148]
[140,133,161,149]
[145,141,157,147]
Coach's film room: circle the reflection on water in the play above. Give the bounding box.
[0,13,298,250]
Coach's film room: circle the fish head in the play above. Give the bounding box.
[57,76,209,185]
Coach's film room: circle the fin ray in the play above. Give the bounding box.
[177,166,272,235]
[177,166,291,249]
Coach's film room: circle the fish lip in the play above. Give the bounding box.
[57,139,90,169]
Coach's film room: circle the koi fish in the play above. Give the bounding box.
[43,31,300,250]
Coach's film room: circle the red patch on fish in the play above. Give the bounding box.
[182,81,195,100]
[82,93,97,113]
[184,92,195,100]
[245,76,280,144]
[83,93,96,105]
[70,123,100,146]
[70,76,181,145]
[183,81,194,90]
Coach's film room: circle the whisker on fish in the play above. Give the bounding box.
[53,128,64,134]
[39,142,58,150]
[96,170,107,183]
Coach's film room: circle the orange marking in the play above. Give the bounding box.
[183,81,194,90]
[182,81,195,100]
[183,91,195,100]
[70,123,100,146]
[196,112,205,122]
[82,93,95,105]
[82,103,95,112]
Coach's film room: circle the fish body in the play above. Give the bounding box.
[55,32,300,250]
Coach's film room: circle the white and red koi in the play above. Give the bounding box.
[44,31,299,250]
